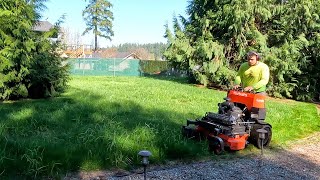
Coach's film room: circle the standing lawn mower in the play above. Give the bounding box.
[182,89,272,154]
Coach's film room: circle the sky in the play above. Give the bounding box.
[42,0,189,47]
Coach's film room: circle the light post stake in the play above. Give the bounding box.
[256,128,267,179]
[138,150,152,180]
[256,128,267,155]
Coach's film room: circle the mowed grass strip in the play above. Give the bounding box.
[0,76,319,178]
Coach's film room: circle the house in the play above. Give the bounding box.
[32,20,63,44]
[93,52,141,60]
[113,52,141,60]
[32,21,56,37]
[32,21,54,32]
[64,45,93,58]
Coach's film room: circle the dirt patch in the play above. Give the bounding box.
[194,84,206,88]
[316,104,320,115]
[287,132,320,164]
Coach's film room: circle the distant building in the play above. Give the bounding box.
[32,21,54,32]
[103,52,141,60]
[64,45,93,58]
[32,20,60,43]
[91,51,141,59]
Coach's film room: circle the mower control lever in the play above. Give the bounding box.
[187,119,197,126]
[232,87,256,94]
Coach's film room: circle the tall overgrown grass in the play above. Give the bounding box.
[0,76,319,178]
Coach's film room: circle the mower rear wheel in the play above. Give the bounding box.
[208,136,224,155]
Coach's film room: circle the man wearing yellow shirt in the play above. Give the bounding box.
[233,51,270,95]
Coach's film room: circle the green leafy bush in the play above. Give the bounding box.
[0,0,69,100]
[27,39,70,98]
[139,60,168,75]
[164,0,320,101]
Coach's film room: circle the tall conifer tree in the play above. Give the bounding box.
[82,0,114,51]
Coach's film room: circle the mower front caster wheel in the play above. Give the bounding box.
[208,136,224,155]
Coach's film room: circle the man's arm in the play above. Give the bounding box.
[234,64,244,85]
[253,64,269,90]
[234,75,241,85]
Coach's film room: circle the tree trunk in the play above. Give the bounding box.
[95,25,98,51]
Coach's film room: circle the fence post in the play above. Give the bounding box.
[113,58,115,77]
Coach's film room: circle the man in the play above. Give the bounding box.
[233,51,269,95]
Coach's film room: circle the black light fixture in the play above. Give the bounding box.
[256,128,267,155]
[138,150,152,180]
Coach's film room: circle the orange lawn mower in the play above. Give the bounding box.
[182,89,272,154]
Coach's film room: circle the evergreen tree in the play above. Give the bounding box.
[266,0,320,100]
[26,18,70,99]
[82,0,114,51]
[165,0,320,101]
[0,0,69,100]
[0,0,37,99]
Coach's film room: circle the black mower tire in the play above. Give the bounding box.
[208,136,224,155]
[249,124,272,149]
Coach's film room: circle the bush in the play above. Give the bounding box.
[164,0,320,101]
[0,1,69,100]
[27,39,70,98]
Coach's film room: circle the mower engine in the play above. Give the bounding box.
[182,90,272,154]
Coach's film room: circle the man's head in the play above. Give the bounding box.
[247,51,260,66]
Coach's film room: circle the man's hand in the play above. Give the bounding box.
[244,86,254,92]
[233,84,241,89]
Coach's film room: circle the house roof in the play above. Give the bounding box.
[97,52,141,59]
[32,21,54,32]
[112,52,141,59]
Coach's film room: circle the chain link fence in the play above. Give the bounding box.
[68,58,172,76]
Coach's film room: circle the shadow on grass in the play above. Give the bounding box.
[0,87,318,179]
[0,88,206,179]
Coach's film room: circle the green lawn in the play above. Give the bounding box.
[0,76,319,178]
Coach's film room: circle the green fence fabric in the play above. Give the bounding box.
[68,58,168,76]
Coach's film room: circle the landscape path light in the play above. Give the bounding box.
[256,128,268,179]
[256,128,267,155]
[138,150,152,180]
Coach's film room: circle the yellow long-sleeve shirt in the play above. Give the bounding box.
[234,61,269,92]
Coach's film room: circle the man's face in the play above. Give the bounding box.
[248,55,258,66]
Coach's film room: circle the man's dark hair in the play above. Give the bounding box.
[247,51,261,60]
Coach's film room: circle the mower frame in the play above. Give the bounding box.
[182,89,272,154]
